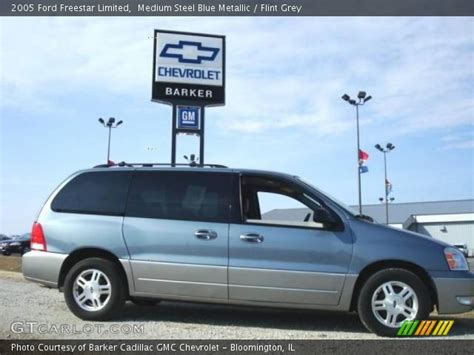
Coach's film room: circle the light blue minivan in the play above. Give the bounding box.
[23,164,473,336]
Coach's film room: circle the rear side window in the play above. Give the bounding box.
[51,171,132,216]
[126,171,232,223]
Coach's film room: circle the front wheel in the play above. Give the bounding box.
[357,268,432,337]
[64,258,127,320]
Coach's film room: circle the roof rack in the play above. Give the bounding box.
[93,162,228,169]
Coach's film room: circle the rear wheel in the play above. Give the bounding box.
[64,258,126,320]
[357,268,431,337]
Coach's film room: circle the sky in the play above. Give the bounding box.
[0,17,473,234]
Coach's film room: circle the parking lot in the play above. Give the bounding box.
[0,256,472,340]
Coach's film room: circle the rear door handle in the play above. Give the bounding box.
[240,233,264,243]
[195,229,218,240]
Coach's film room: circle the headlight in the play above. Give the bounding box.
[444,247,469,271]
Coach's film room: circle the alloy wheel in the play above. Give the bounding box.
[371,281,418,328]
[73,269,112,312]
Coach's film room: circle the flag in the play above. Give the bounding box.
[360,165,369,174]
[386,178,393,194]
[358,149,369,162]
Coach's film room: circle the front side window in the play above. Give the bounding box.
[126,171,232,223]
[51,171,132,216]
[296,177,358,217]
[241,175,337,229]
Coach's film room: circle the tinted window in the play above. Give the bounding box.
[126,171,232,223]
[51,171,132,216]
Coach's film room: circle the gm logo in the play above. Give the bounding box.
[177,106,200,130]
[160,41,219,64]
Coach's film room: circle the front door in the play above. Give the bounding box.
[229,174,353,306]
[123,170,233,300]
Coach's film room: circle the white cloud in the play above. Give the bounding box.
[1,17,473,137]
[441,130,474,150]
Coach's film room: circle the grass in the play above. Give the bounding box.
[0,255,22,272]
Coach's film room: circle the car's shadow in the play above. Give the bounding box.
[119,301,474,336]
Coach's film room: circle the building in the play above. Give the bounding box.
[263,199,474,257]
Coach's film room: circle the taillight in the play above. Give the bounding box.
[31,222,47,251]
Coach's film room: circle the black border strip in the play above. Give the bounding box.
[0,0,473,16]
[1,339,473,355]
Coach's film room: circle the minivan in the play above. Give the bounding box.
[23,163,473,336]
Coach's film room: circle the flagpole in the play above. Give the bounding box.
[384,151,389,224]
[375,142,395,225]
[356,104,362,214]
[342,92,371,215]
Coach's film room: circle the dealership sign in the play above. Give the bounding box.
[152,30,225,105]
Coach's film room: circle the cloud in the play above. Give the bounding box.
[1,17,473,138]
[441,130,474,150]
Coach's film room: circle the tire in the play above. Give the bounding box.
[131,298,161,307]
[2,251,11,256]
[64,257,127,321]
[357,268,431,337]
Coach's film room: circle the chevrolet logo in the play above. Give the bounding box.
[160,41,220,64]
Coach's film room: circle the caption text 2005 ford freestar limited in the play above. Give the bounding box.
[23,164,473,336]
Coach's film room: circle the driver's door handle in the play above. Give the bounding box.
[240,233,264,243]
[194,230,218,240]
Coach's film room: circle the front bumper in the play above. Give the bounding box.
[22,250,67,288]
[432,272,474,314]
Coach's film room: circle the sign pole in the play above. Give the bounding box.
[199,107,205,165]
[171,104,177,166]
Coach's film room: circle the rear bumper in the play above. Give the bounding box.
[433,273,474,314]
[22,250,67,288]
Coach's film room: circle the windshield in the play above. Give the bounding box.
[296,177,359,217]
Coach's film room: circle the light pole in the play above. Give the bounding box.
[98,117,123,163]
[375,143,395,224]
[342,91,372,214]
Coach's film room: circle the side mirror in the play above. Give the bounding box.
[313,206,338,227]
